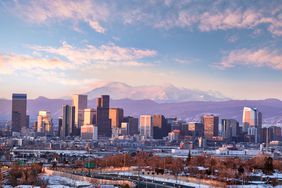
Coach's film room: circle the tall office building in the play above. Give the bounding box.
[58,117,62,137]
[242,107,262,143]
[139,115,153,139]
[152,114,167,139]
[37,111,53,135]
[96,95,112,137]
[12,93,27,132]
[72,94,88,136]
[83,108,96,125]
[221,119,239,141]
[61,105,75,139]
[201,115,219,139]
[109,108,124,129]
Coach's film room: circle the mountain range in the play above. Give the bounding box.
[0,97,282,125]
[0,82,281,124]
[84,82,228,102]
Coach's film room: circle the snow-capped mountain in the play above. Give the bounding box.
[85,82,228,102]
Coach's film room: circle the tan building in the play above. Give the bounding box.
[84,108,96,125]
[72,94,88,136]
[109,108,124,128]
[139,115,153,139]
[201,115,219,139]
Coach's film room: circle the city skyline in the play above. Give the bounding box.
[0,0,282,100]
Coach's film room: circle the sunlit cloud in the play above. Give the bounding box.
[122,1,282,36]
[11,0,108,33]
[0,52,73,75]
[217,48,282,70]
[4,1,282,35]
[29,42,157,66]
[0,41,157,86]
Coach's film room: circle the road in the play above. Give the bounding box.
[70,171,195,188]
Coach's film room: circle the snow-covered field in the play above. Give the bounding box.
[41,175,92,188]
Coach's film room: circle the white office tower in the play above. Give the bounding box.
[81,124,98,140]
[37,111,53,135]
[139,115,153,140]
[242,107,262,143]
[81,108,97,140]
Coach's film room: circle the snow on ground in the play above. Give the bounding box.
[105,171,210,188]
[3,186,40,188]
[41,174,92,187]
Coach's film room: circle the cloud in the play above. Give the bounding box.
[29,42,157,65]
[121,1,282,36]
[217,48,282,70]
[0,41,157,85]
[4,1,282,36]
[11,0,108,33]
[227,34,239,43]
[0,52,72,75]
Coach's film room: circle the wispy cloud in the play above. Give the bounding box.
[121,1,282,36]
[0,52,72,75]
[217,48,282,70]
[30,42,157,66]
[4,1,282,36]
[226,34,239,43]
[0,42,157,85]
[11,0,109,33]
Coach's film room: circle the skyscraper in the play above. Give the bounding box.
[201,115,219,139]
[109,108,124,129]
[72,94,88,136]
[83,108,96,125]
[221,119,239,141]
[61,105,75,139]
[37,111,53,136]
[152,114,167,139]
[12,93,27,132]
[96,95,111,137]
[139,115,153,139]
[242,107,262,143]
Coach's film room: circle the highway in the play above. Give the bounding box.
[70,171,196,188]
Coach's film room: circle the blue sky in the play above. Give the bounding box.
[0,0,282,99]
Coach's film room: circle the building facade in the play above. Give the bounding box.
[61,105,75,139]
[12,93,27,132]
[37,111,53,136]
[109,108,124,129]
[96,95,112,137]
[201,115,219,139]
[139,115,153,139]
[72,94,88,136]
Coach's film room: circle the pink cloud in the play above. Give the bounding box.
[0,52,72,75]
[30,42,157,65]
[218,48,282,70]
[122,1,282,36]
[13,0,108,33]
